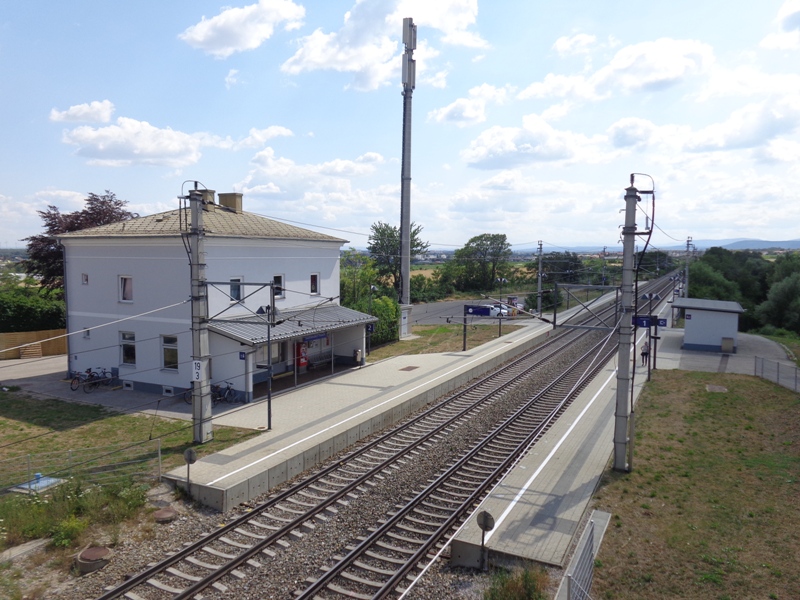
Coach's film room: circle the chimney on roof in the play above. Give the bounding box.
[218,192,243,214]
[200,189,216,212]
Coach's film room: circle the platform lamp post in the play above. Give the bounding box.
[640,292,661,381]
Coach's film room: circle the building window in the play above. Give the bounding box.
[230,277,243,302]
[81,273,89,285]
[273,275,284,299]
[257,341,285,365]
[119,276,133,302]
[120,332,136,365]
[161,335,178,370]
[310,273,319,295]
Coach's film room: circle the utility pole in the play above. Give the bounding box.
[602,245,607,286]
[537,240,543,317]
[613,181,639,471]
[684,236,692,298]
[398,18,416,318]
[189,187,213,443]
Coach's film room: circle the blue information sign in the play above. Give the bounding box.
[465,305,492,316]
[366,323,375,333]
[239,351,246,360]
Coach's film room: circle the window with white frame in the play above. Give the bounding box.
[310,273,320,295]
[230,277,243,302]
[256,341,285,365]
[119,276,133,302]
[273,274,284,299]
[81,273,89,285]
[120,332,136,365]
[161,335,178,370]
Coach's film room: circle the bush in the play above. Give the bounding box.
[484,566,549,600]
[0,478,148,551]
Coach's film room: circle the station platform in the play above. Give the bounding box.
[446,301,794,582]
[162,318,555,511]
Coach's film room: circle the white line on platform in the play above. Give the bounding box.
[484,369,617,543]
[207,326,546,486]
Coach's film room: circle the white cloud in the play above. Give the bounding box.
[281,0,482,90]
[607,117,658,148]
[761,0,800,49]
[235,126,294,148]
[428,84,513,127]
[225,69,240,89]
[553,33,597,56]
[592,38,714,94]
[49,100,114,123]
[62,117,203,167]
[59,117,295,167]
[460,114,602,168]
[697,66,800,101]
[179,0,305,59]
[392,0,488,48]
[518,38,714,104]
[236,145,394,225]
[687,99,800,151]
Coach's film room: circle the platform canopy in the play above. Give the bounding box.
[208,305,378,346]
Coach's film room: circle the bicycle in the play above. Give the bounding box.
[82,371,102,393]
[70,368,94,391]
[182,382,196,405]
[94,367,114,386]
[211,381,238,404]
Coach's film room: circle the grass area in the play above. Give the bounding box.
[762,333,800,367]
[591,369,800,599]
[0,393,259,471]
[367,323,522,362]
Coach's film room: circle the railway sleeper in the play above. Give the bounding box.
[165,566,202,583]
[234,527,267,540]
[339,568,389,589]
[404,514,440,528]
[185,555,227,571]
[384,530,427,546]
[395,523,438,536]
[325,582,373,600]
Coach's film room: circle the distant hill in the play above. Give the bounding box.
[719,239,800,250]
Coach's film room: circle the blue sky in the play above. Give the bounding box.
[2,0,799,253]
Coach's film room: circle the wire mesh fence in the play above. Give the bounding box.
[568,519,595,600]
[754,356,800,393]
[0,439,162,495]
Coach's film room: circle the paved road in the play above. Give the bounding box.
[409,297,532,326]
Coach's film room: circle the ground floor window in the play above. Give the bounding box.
[161,335,178,370]
[120,332,136,365]
[256,341,285,364]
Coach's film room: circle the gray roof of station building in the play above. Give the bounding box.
[208,304,378,346]
[671,298,744,314]
[59,206,346,243]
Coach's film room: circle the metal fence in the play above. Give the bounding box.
[567,519,595,600]
[0,439,162,495]
[754,356,800,393]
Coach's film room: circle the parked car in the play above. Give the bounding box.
[483,305,509,317]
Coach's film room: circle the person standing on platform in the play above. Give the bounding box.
[641,341,650,366]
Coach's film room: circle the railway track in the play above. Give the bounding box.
[94,278,675,600]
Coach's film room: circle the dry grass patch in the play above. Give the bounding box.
[591,370,800,599]
[367,323,521,361]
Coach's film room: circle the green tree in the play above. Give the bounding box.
[756,272,800,334]
[366,221,430,294]
[688,260,741,301]
[24,191,136,293]
[339,249,381,310]
[0,273,65,332]
[453,233,512,291]
[768,252,800,286]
